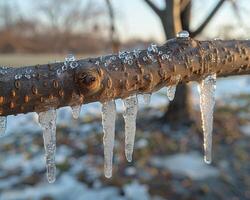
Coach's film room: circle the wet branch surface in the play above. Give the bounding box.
[1,37,250,116]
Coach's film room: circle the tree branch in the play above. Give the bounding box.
[1,38,250,116]
[190,0,226,37]
[144,0,163,16]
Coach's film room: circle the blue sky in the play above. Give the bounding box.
[5,0,250,43]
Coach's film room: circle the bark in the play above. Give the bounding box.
[0,38,250,116]
[162,0,191,126]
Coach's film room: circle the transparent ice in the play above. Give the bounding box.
[167,75,181,101]
[38,109,57,183]
[0,116,6,137]
[143,94,151,105]
[122,95,138,162]
[101,100,116,178]
[176,30,190,38]
[198,73,216,164]
[71,105,81,119]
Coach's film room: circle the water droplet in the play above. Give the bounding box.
[56,69,62,76]
[65,54,76,62]
[176,30,190,38]
[128,60,133,65]
[95,61,100,66]
[133,49,140,58]
[148,43,158,53]
[161,54,169,60]
[15,74,22,80]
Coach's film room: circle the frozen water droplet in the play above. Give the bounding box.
[143,94,151,105]
[101,100,116,178]
[167,75,181,101]
[56,69,62,75]
[71,105,81,119]
[148,43,158,53]
[198,73,216,164]
[122,95,138,162]
[15,74,22,80]
[133,49,140,58]
[128,60,133,65]
[65,54,76,62]
[176,30,190,38]
[38,109,57,183]
[0,117,6,137]
[119,51,126,59]
[95,61,100,66]
[65,54,78,69]
[161,54,170,60]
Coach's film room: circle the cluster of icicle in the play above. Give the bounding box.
[0,31,217,182]
[101,72,216,178]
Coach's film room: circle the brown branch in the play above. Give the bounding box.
[180,0,191,12]
[144,0,163,16]
[190,0,226,37]
[1,38,250,116]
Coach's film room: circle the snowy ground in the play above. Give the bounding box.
[0,75,250,200]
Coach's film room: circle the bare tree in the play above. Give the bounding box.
[35,0,104,52]
[144,0,226,126]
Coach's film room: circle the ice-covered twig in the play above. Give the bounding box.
[0,38,250,117]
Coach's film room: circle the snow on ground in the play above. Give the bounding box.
[0,75,249,199]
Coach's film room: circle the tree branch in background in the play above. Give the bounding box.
[144,0,163,16]
[0,38,250,116]
[190,0,226,37]
[180,0,191,12]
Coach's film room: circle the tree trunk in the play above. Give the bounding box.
[162,0,192,126]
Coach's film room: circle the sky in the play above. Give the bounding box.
[3,0,250,43]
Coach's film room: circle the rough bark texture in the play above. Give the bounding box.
[0,38,250,116]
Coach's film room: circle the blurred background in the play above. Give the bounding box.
[1,0,250,199]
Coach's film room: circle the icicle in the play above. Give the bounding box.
[38,109,57,183]
[143,94,151,105]
[71,105,81,119]
[101,100,116,178]
[122,95,138,162]
[198,73,216,164]
[167,75,181,101]
[0,116,6,137]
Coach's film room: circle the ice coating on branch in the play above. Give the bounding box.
[38,109,57,183]
[122,95,138,162]
[143,94,151,105]
[101,100,116,178]
[0,117,6,137]
[198,73,216,164]
[167,75,181,101]
[71,105,81,119]
[176,30,190,38]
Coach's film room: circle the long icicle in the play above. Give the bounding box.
[0,117,6,137]
[101,100,116,178]
[122,95,138,162]
[38,109,57,183]
[198,73,216,164]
